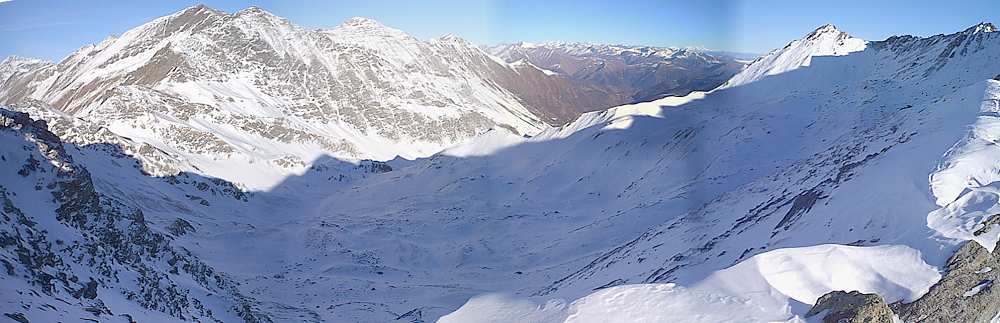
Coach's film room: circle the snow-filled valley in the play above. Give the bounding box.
[6,4,1000,323]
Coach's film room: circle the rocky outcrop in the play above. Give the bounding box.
[807,290,894,323]
[895,241,1000,322]
[0,109,270,322]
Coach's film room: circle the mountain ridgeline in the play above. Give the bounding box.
[6,3,1000,323]
[0,5,746,189]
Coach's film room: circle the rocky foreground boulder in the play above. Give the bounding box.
[804,238,1000,323]
[806,290,894,323]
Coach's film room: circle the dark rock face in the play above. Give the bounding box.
[167,218,197,236]
[3,313,29,323]
[0,109,270,322]
[895,241,1000,323]
[974,214,1000,236]
[807,290,894,323]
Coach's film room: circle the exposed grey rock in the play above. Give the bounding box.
[167,218,196,236]
[806,290,894,323]
[895,241,1000,323]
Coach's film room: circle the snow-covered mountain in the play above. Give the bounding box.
[719,24,866,89]
[488,42,746,105]
[6,5,1000,323]
[0,56,50,85]
[0,5,628,188]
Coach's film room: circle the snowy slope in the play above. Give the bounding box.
[6,13,1000,323]
[719,24,865,89]
[395,22,999,321]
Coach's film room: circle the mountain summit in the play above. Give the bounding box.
[806,23,843,39]
[719,23,865,88]
[964,22,997,34]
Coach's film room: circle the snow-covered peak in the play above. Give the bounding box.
[720,24,866,89]
[517,41,540,48]
[154,3,225,27]
[0,55,49,66]
[806,24,841,39]
[434,33,472,46]
[324,16,415,47]
[963,22,998,34]
[177,3,220,15]
[231,5,296,29]
[0,56,51,75]
[0,56,52,84]
[332,16,396,33]
[491,41,681,60]
[232,6,290,23]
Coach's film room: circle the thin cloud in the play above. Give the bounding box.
[0,0,13,3]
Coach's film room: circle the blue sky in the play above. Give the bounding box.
[1,0,999,61]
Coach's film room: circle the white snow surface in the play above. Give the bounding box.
[927,80,1000,251]
[440,244,939,323]
[720,24,865,89]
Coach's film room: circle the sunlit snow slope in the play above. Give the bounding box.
[719,24,865,89]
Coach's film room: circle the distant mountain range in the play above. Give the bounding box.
[487,42,745,105]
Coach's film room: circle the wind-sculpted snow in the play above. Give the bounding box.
[440,244,939,323]
[928,80,1000,251]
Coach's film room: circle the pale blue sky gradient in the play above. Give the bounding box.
[1,0,999,61]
